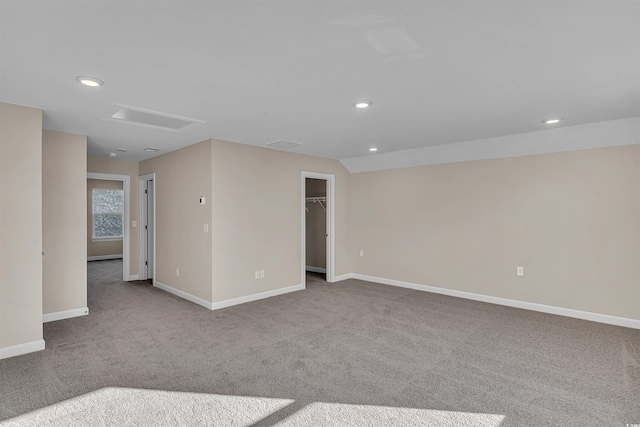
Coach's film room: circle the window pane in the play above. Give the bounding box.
[93,189,124,214]
[94,214,123,237]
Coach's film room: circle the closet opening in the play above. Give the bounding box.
[305,178,327,283]
[301,171,335,287]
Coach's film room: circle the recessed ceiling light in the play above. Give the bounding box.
[76,76,104,87]
[369,147,378,152]
[355,101,372,109]
[543,117,563,124]
[109,153,117,158]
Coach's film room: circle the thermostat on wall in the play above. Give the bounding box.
[199,197,206,205]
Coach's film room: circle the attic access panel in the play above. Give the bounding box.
[100,104,205,132]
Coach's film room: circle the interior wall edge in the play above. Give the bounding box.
[154,281,213,310]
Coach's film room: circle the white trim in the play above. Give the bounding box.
[352,273,640,330]
[0,339,46,360]
[138,173,156,281]
[43,307,89,323]
[210,284,304,311]
[91,187,124,240]
[154,281,305,312]
[301,172,336,286]
[87,254,123,261]
[87,172,131,282]
[91,237,123,243]
[128,274,139,281]
[340,116,640,173]
[154,281,213,310]
[305,266,326,273]
[333,273,353,282]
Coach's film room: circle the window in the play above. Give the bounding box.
[92,188,124,240]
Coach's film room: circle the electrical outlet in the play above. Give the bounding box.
[255,271,260,279]
[176,268,180,277]
[360,250,364,257]
[516,266,524,276]
[260,270,265,279]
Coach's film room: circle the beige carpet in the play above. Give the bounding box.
[87,259,123,285]
[0,263,638,426]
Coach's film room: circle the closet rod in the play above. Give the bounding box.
[305,196,326,212]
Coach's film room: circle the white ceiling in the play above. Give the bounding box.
[1,0,639,162]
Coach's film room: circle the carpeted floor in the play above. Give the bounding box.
[87,259,124,285]
[0,262,638,426]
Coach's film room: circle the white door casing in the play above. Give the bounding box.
[301,171,336,285]
[87,172,132,281]
[138,173,156,281]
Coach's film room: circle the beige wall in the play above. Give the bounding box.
[87,157,139,276]
[42,130,87,315]
[351,144,640,320]
[0,103,43,351]
[305,178,326,269]
[211,139,350,302]
[87,179,124,257]
[139,140,213,302]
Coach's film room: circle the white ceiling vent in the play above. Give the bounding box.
[100,104,205,132]
[265,140,303,150]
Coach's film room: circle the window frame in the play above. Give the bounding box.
[92,188,124,242]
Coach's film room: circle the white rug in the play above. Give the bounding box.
[0,387,505,426]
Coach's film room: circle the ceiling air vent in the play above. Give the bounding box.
[100,104,205,132]
[265,140,303,150]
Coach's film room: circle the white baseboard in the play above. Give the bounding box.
[87,254,123,261]
[0,339,45,360]
[43,307,89,323]
[305,266,326,273]
[154,281,305,312]
[352,273,640,330]
[154,281,213,310]
[126,275,139,281]
[333,273,353,282]
[211,284,304,310]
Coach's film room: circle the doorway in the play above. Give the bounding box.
[87,178,124,284]
[301,171,335,286]
[87,172,131,282]
[305,178,327,282]
[139,173,156,281]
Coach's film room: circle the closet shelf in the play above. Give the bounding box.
[305,196,326,212]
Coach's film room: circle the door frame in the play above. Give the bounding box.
[138,173,156,281]
[87,172,132,281]
[301,171,336,285]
